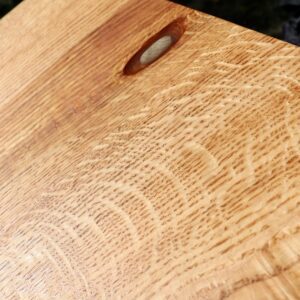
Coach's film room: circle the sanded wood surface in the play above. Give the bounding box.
[0,0,300,299]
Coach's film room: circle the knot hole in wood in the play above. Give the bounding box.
[123,17,186,75]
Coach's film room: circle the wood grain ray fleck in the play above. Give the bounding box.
[0,0,299,299]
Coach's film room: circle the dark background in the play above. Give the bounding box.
[0,0,22,18]
[1,0,300,45]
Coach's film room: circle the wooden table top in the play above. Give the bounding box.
[0,0,299,298]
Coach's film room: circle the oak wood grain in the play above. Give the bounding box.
[0,0,299,299]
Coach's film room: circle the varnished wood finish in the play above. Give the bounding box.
[0,0,299,299]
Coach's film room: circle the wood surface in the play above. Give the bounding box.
[0,0,300,299]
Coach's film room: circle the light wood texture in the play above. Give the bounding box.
[0,0,300,299]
